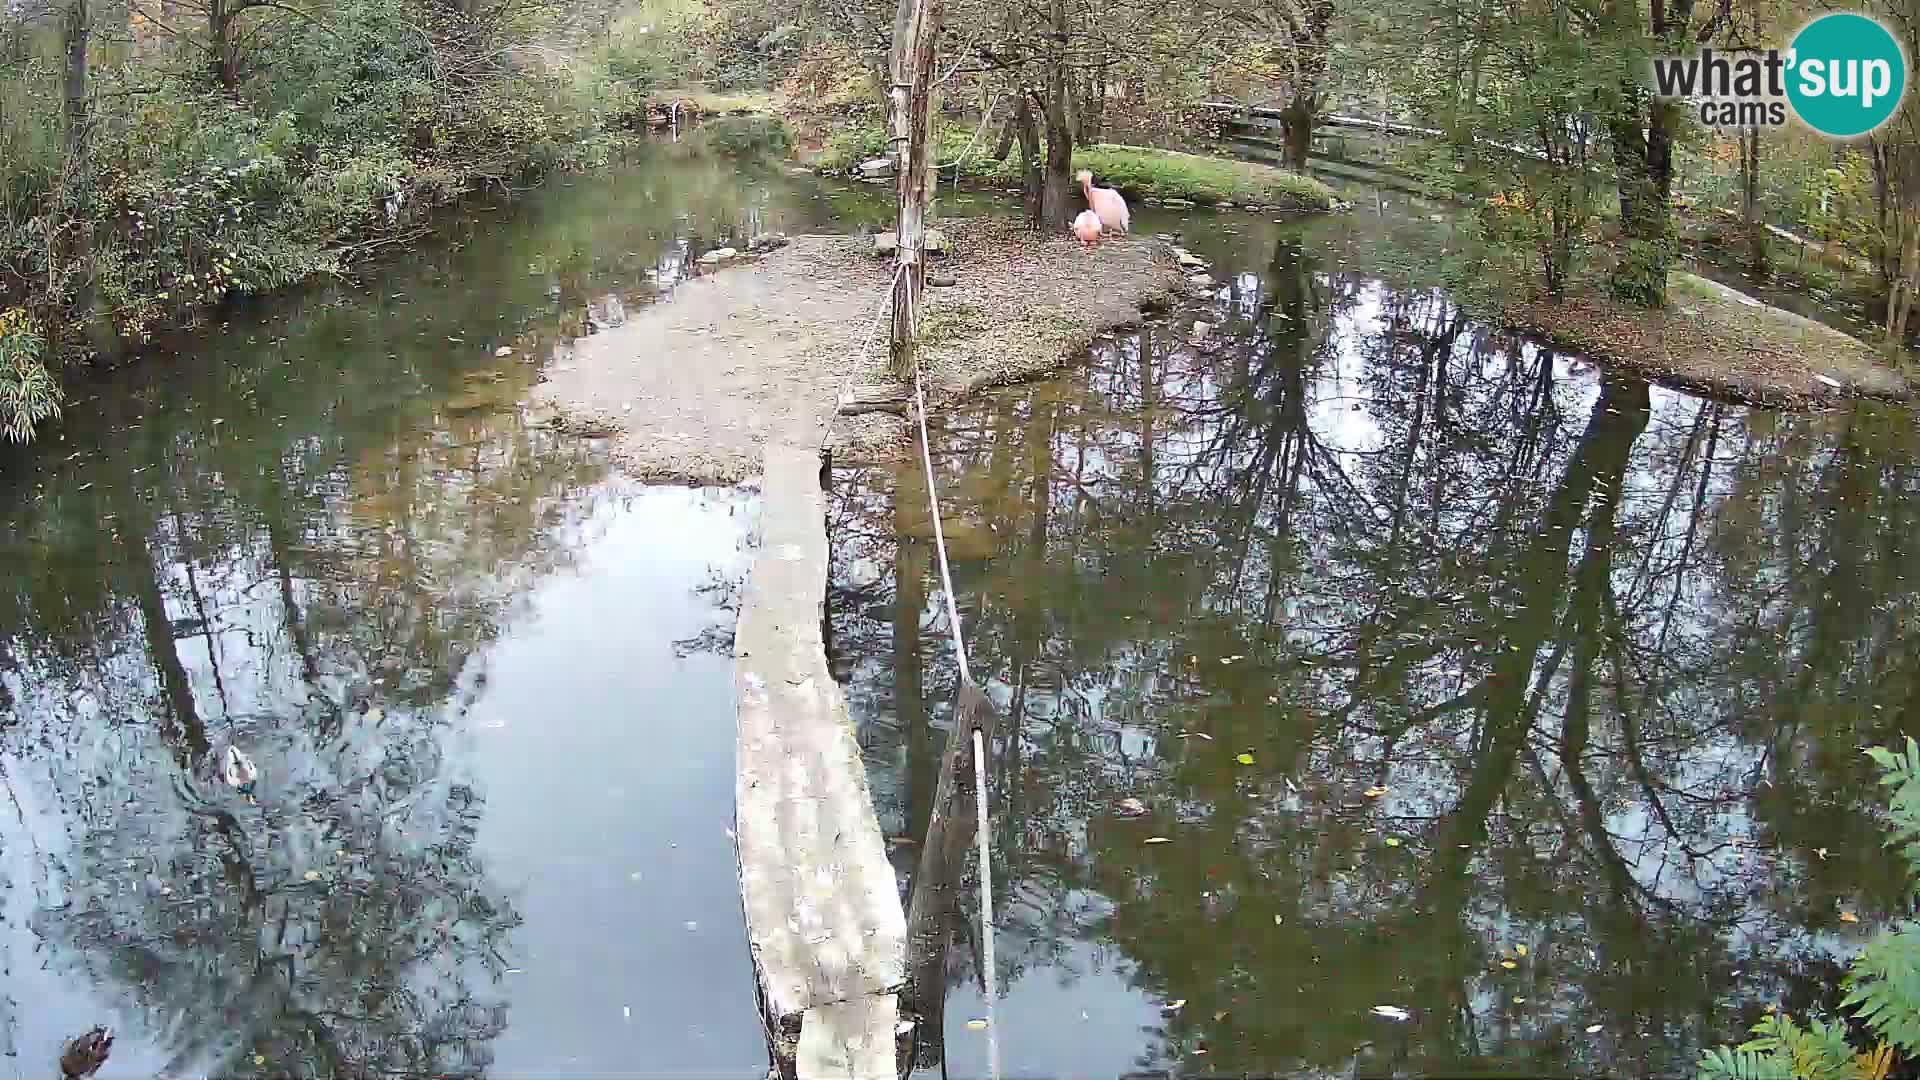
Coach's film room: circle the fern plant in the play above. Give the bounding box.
[1697,737,1920,1080]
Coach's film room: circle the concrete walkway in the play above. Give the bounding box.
[734,445,905,1079]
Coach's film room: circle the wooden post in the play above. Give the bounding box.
[887,0,944,382]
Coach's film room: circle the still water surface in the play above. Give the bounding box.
[0,126,1911,1078]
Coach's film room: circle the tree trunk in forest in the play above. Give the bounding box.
[1607,97,1678,307]
[1281,96,1313,172]
[1740,126,1767,278]
[62,0,89,158]
[887,0,944,380]
[1874,139,1896,292]
[1014,93,1042,227]
[208,0,238,87]
[1887,207,1920,344]
[989,109,1016,162]
[1036,0,1075,229]
[1278,0,1333,174]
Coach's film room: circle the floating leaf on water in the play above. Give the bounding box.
[1273,914,1283,925]
[1513,997,1526,1005]
[494,346,514,357]
[1117,797,1149,818]
[303,870,320,881]
[1514,944,1528,957]
[1236,753,1255,765]
[1364,786,1388,798]
[623,1006,631,1019]
[1163,999,1187,1012]
[1144,837,1173,844]
[1499,960,1517,970]
[1817,847,1831,859]
[965,1019,990,1031]
[1214,1011,1228,1022]
[1176,732,1213,741]
[1841,910,1861,923]
[1370,1005,1411,1021]
[1384,837,1402,847]
[1585,1024,1603,1034]
[255,1056,267,1067]
[365,707,384,724]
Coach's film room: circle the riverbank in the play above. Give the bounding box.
[1502,271,1911,407]
[532,217,1183,482]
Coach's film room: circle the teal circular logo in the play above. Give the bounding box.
[1787,13,1907,138]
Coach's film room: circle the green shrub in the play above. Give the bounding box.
[1697,738,1920,1080]
[0,308,58,443]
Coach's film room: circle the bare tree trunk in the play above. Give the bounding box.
[1015,93,1042,227]
[1741,126,1766,278]
[886,0,945,380]
[1037,0,1075,229]
[1888,208,1919,343]
[62,0,89,157]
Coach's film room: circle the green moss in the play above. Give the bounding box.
[814,125,1336,212]
[995,145,1337,211]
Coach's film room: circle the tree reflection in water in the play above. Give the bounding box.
[0,306,610,1075]
[832,219,1920,1077]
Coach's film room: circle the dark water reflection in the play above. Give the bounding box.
[0,125,845,1077]
[833,192,1920,1078]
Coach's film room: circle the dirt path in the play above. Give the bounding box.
[532,219,1184,483]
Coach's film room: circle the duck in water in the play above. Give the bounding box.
[220,744,259,804]
[60,1027,112,1079]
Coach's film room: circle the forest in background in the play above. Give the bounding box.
[7,0,1920,445]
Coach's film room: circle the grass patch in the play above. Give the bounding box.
[1503,269,1910,407]
[651,88,778,115]
[813,122,1336,212]
[1008,145,1336,211]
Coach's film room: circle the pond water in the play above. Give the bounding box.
[0,123,1913,1079]
[833,190,1920,1077]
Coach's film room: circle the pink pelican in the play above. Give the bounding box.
[1079,170,1130,235]
[1072,210,1103,247]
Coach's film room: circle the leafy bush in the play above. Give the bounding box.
[0,308,58,442]
[1697,738,1920,1080]
[1,0,639,442]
